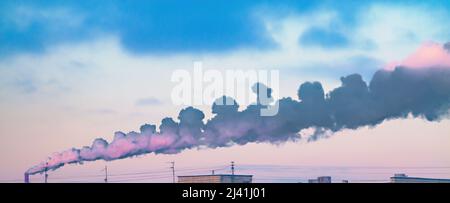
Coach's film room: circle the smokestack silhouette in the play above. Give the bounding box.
[24,173,29,183]
[26,66,450,175]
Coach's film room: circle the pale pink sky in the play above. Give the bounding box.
[386,42,450,70]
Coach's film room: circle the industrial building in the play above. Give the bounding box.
[390,174,450,183]
[308,176,332,183]
[178,174,253,183]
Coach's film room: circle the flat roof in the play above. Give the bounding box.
[178,174,253,177]
[391,176,450,181]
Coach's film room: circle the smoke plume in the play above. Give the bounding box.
[26,65,450,175]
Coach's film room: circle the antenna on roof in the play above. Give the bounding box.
[170,161,175,183]
[102,165,108,183]
[231,161,235,175]
[44,162,48,183]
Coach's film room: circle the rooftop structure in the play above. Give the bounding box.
[308,176,332,183]
[390,174,450,183]
[178,174,252,183]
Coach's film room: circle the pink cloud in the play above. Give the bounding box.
[386,42,450,70]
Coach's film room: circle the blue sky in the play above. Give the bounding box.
[2,0,449,56]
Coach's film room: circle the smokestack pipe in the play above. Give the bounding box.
[24,173,29,183]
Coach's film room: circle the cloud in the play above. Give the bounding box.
[0,1,276,56]
[299,27,349,48]
[445,42,450,52]
[89,108,117,115]
[12,78,38,94]
[287,55,383,82]
[135,97,162,106]
[386,42,450,69]
[8,6,85,30]
[3,1,449,58]
[0,4,88,55]
[353,4,450,62]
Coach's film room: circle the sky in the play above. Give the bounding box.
[1,0,450,182]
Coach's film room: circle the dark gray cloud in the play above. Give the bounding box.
[26,66,450,175]
[444,42,450,52]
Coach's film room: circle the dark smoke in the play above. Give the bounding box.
[26,66,450,175]
[445,42,450,52]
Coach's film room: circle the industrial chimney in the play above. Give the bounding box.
[24,173,30,183]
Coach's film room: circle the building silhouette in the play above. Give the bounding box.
[390,174,450,183]
[178,174,252,183]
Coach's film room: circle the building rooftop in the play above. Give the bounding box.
[178,174,253,183]
[178,174,252,177]
[390,174,450,183]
